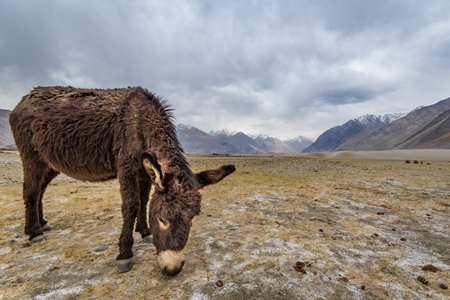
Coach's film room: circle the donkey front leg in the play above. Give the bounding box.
[116,169,140,273]
[38,168,59,232]
[135,172,152,243]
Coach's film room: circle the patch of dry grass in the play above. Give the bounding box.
[1,153,449,299]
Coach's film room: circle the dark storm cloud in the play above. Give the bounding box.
[318,87,375,105]
[1,1,450,139]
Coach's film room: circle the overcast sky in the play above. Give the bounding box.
[1,1,450,140]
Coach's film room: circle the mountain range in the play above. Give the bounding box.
[177,125,313,154]
[302,113,405,152]
[1,96,450,153]
[303,97,450,152]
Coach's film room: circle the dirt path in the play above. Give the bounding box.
[1,152,449,299]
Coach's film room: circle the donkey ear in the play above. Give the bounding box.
[142,151,165,190]
[195,164,236,189]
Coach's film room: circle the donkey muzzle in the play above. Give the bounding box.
[157,250,185,276]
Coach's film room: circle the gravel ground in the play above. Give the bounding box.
[0,151,449,299]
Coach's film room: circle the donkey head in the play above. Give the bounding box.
[142,151,235,276]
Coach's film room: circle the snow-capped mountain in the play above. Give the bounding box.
[209,129,238,136]
[303,97,450,153]
[303,113,406,153]
[177,125,312,154]
[354,113,405,125]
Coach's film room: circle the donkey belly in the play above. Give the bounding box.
[33,128,119,182]
[44,149,117,181]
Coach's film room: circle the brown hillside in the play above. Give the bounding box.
[352,98,450,150]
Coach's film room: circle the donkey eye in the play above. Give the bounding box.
[158,218,170,231]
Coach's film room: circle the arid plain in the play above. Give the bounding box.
[1,150,449,299]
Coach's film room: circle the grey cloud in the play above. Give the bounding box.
[317,87,376,105]
[1,1,450,140]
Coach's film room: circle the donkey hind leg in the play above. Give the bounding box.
[38,168,60,232]
[116,168,140,273]
[22,158,53,243]
[135,173,152,243]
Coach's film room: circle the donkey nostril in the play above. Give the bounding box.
[161,263,184,276]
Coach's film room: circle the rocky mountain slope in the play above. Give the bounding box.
[396,109,450,149]
[303,97,450,152]
[302,113,403,153]
[352,98,450,150]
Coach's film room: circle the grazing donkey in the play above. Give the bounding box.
[9,86,235,275]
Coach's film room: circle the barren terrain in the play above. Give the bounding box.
[1,150,449,299]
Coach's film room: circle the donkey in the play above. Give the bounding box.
[9,86,235,275]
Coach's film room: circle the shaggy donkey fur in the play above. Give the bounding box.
[9,86,235,275]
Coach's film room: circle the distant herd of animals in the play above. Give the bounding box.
[9,86,235,276]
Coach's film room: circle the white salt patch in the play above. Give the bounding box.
[209,261,224,271]
[35,285,83,300]
[190,291,209,300]
[242,283,258,290]
[216,282,238,294]
[59,229,71,235]
[393,245,450,271]
[0,247,12,255]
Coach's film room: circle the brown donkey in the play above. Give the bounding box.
[9,86,235,275]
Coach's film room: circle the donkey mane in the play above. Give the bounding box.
[133,87,196,187]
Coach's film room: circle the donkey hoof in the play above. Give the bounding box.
[41,223,53,231]
[117,258,133,273]
[31,235,45,243]
[142,235,153,244]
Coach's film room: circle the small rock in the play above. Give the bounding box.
[215,280,224,287]
[417,276,428,285]
[48,266,60,272]
[438,283,448,290]
[94,246,108,252]
[294,261,307,274]
[421,264,441,272]
[319,228,324,232]
[361,285,366,290]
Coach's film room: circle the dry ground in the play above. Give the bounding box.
[1,150,449,299]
